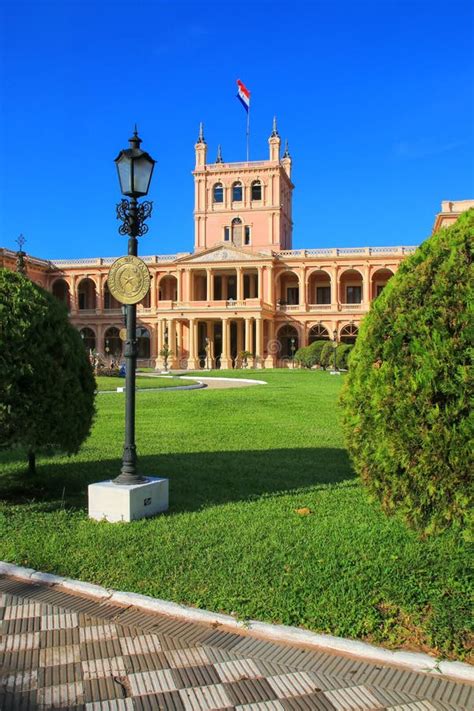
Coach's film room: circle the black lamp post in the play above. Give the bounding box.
[113,128,155,486]
[333,328,338,372]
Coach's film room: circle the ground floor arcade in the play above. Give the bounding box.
[75,315,360,370]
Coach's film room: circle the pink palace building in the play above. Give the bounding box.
[2,122,471,370]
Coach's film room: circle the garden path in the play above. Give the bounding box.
[1,574,472,710]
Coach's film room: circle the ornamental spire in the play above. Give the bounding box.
[197,122,206,144]
[15,234,27,276]
[271,116,279,137]
[283,139,290,158]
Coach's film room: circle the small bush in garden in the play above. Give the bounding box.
[296,340,329,368]
[320,341,336,369]
[0,269,96,474]
[336,343,353,370]
[294,345,309,367]
[341,210,473,537]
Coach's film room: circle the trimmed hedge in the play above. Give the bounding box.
[295,340,328,368]
[341,210,473,537]
[336,343,353,370]
[320,341,336,369]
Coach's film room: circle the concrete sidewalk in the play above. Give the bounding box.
[0,574,472,710]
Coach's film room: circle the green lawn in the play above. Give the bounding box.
[96,375,195,391]
[0,370,471,660]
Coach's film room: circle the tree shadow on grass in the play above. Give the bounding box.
[0,447,355,514]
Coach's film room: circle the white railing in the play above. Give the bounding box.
[308,304,332,310]
[277,246,417,258]
[277,304,300,312]
[339,303,363,310]
[206,160,268,170]
[51,253,188,267]
[226,299,246,307]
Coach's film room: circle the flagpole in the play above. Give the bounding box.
[246,105,250,162]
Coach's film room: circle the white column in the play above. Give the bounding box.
[264,319,276,368]
[237,267,244,302]
[187,318,199,370]
[220,318,233,369]
[255,317,263,368]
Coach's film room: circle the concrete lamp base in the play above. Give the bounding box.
[88,477,169,523]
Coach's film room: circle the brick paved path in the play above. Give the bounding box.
[1,575,472,710]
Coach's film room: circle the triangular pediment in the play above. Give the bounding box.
[176,244,269,264]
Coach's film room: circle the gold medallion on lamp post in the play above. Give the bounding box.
[108,255,151,305]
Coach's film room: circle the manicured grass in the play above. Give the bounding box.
[95,376,196,391]
[0,370,471,660]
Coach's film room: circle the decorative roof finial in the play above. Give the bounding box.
[197,122,206,143]
[271,116,279,137]
[129,124,142,148]
[216,144,223,163]
[283,139,290,158]
[15,234,27,276]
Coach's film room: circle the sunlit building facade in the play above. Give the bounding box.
[2,124,468,370]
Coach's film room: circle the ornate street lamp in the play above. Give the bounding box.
[333,328,338,372]
[113,128,155,486]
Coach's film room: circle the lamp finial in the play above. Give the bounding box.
[216,144,223,163]
[129,125,142,149]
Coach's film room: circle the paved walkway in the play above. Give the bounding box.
[143,374,266,390]
[1,575,472,710]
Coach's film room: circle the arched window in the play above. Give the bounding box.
[340,323,359,345]
[80,327,96,352]
[251,180,262,201]
[213,183,223,203]
[308,324,329,343]
[104,326,122,357]
[232,181,242,202]
[137,327,151,358]
[52,279,70,311]
[277,325,299,357]
[104,280,120,309]
[77,278,96,310]
[231,217,243,246]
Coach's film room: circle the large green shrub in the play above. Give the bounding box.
[336,343,353,370]
[341,211,473,536]
[295,340,327,368]
[320,341,336,369]
[0,270,96,473]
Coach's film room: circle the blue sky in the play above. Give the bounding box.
[1,0,473,259]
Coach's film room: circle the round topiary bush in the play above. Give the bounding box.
[336,343,353,370]
[341,210,473,537]
[295,340,327,368]
[320,341,336,369]
[0,269,96,474]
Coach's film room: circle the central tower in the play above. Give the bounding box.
[193,119,294,253]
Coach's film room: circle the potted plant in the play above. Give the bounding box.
[159,344,173,372]
[239,350,252,368]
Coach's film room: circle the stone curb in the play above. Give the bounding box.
[97,383,206,394]
[143,373,268,386]
[1,562,472,683]
[182,376,267,385]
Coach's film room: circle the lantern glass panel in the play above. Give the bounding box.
[116,156,132,195]
[133,155,154,196]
